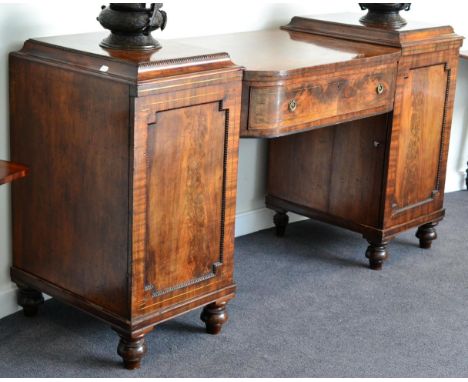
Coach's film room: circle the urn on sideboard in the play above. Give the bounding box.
[97,3,167,50]
[359,3,411,29]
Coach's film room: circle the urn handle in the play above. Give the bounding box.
[146,3,167,34]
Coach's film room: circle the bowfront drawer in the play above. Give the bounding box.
[246,63,397,136]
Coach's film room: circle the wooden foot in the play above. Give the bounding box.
[17,286,44,317]
[365,241,389,270]
[273,211,289,237]
[200,301,228,335]
[116,332,147,370]
[465,161,468,189]
[416,222,438,249]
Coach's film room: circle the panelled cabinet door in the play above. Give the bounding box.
[384,51,459,227]
[130,79,242,316]
[146,102,227,295]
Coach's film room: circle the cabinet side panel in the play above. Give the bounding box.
[10,56,130,317]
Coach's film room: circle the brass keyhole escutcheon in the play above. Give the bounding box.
[376,83,384,95]
[288,99,297,112]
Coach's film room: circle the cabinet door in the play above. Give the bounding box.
[383,51,459,228]
[131,78,242,317]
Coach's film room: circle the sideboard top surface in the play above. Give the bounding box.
[17,13,403,83]
[176,29,400,79]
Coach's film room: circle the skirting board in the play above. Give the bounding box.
[0,208,306,319]
[444,170,468,193]
[0,284,21,319]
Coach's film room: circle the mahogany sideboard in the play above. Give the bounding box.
[9,13,462,369]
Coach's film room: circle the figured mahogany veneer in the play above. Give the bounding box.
[8,13,463,369]
[247,63,396,135]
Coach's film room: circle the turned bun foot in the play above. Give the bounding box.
[365,241,389,270]
[200,301,228,335]
[465,161,468,189]
[273,211,289,237]
[416,222,438,249]
[17,287,44,317]
[117,334,147,370]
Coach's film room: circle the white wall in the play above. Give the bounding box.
[0,1,467,319]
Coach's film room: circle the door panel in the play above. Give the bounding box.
[146,102,227,296]
[382,50,460,230]
[131,78,242,317]
[392,64,447,213]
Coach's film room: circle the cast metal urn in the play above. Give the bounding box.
[359,3,411,29]
[97,3,167,50]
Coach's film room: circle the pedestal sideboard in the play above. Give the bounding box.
[9,14,462,368]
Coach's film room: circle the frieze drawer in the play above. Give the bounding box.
[247,63,397,137]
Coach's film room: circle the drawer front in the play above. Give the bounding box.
[247,64,396,135]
